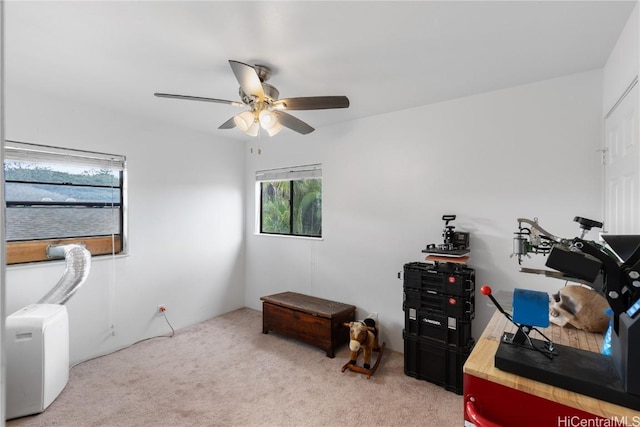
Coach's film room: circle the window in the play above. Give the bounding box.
[4,140,126,264]
[257,164,322,238]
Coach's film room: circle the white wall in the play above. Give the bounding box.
[4,85,246,365]
[603,2,639,116]
[245,70,604,353]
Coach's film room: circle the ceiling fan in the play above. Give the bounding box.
[154,60,350,137]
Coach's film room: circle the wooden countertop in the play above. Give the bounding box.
[464,310,640,419]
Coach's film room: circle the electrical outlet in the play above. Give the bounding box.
[157,304,166,316]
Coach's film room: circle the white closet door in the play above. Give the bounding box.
[604,81,639,234]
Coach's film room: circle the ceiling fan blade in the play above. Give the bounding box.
[218,116,237,129]
[154,93,243,106]
[275,96,350,111]
[273,111,315,135]
[229,60,265,100]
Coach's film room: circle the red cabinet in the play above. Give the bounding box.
[463,374,628,427]
[463,311,639,426]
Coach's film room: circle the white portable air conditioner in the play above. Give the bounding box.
[6,304,70,420]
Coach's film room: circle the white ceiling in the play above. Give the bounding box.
[5,1,638,141]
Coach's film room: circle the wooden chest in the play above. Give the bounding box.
[261,292,356,358]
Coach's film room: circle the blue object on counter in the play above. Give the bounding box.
[602,308,613,356]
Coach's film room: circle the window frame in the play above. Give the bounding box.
[4,140,127,265]
[256,164,322,239]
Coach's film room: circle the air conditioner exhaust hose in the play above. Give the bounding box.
[38,244,92,305]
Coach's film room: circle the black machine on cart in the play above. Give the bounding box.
[402,215,475,394]
[484,216,640,409]
[423,215,470,257]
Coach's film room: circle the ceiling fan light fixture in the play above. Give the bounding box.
[234,110,255,132]
[246,121,260,137]
[265,121,283,137]
[259,109,276,127]
[259,109,283,136]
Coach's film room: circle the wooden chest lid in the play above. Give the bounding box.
[260,291,355,319]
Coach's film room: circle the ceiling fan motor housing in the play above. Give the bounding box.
[253,64,272,82]
[239,83,279,105]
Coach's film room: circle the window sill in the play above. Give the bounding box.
[6,252,129,270]
[253,233,324,241]
[6,236,123,265]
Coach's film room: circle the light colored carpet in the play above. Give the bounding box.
[7,308,463,427]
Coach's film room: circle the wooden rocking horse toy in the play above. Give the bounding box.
[341,317,386,379]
